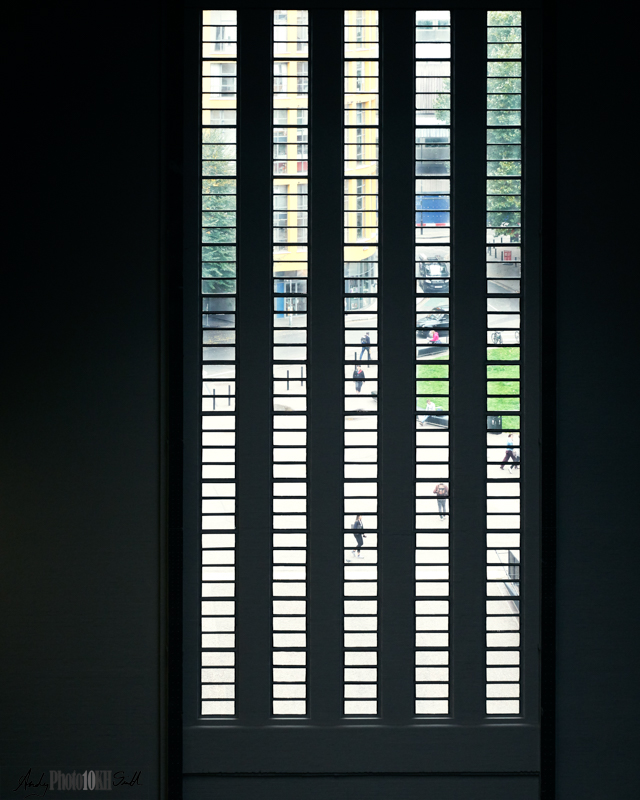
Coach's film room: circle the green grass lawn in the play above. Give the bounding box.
[487,397,520,411]
[487,346,520,361]
[415,355,520,414]
[487,364,519,379]
[417,364,449,379]
[487,380,520,395]
[497,415,520,429]
[417,380,449,395]
[416,359,449,407]
[417,397,450,411]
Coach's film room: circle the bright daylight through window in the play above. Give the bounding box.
[414,9,451,715]
[197,8,530,723]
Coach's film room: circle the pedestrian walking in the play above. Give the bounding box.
[433,482,449,519]
[500,434,517,469]
[359,332,371,361]
[351,515,366,558]
[353,365,365,393]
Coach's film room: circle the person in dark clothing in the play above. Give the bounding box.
[500,434,517,469]
[351,515,366,558]
[353,365,365,393]
[359,332,371,361]
[433,483,449,519]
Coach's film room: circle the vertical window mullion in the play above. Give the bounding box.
[450,9,488,723]
[233,6,275,725]
[379,8,417,725]
[307,7,345,725]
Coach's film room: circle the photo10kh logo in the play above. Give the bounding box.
[50,770,115,790]
[6,767,143,797]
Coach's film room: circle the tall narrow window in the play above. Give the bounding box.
[485,10,522,715]
[191,10,542,764]
[272,9,309,716]
[414,9,451,716]
[343,9,379,717]
[200,9,238,716]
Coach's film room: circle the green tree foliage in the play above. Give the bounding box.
[201,128,236,278]
[434,83,450,123]
[415,17,451,123]
[487,12,522,230]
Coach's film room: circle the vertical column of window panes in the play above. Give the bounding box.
[200,10,238,716]
[485,10,522,716]
[414,10,451,716]
[343,9,379,717]
[272,10,309,717]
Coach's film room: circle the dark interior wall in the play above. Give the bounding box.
[2,1,164,795]
[554,2,637,798]
[1,2,635,799]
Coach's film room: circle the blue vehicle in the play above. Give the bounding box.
[415,196,450,292]
[415,193,450,227]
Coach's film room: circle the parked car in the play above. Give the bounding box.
[416,312,449,338]
[417,254,450,293]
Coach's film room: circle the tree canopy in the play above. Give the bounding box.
[201,128,237,279]
[487,12,522,231]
